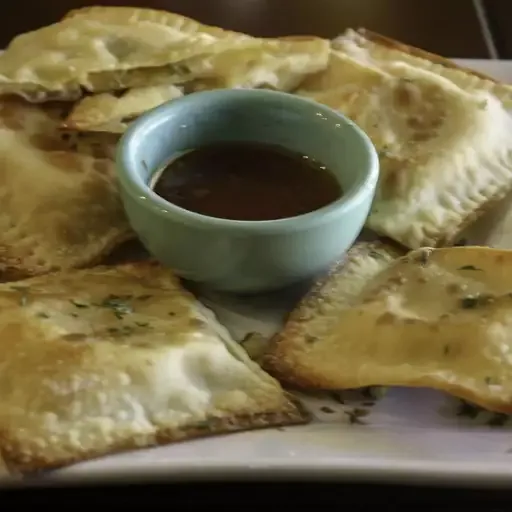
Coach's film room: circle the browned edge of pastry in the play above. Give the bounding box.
[0,396,310,476]
[261,241,406,387]
[356,28,506,86]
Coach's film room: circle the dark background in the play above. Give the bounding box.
[1,0,512,502]
[0,0,511,59]
[2,481,512,507]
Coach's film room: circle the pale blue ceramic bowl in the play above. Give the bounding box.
[116,89,379,293]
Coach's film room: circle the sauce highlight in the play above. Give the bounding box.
[151,141,342,221]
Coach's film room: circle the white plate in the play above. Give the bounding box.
[21,59,512,488]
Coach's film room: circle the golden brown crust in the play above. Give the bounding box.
[0,6,329,103]
[299,36,512,250]
[62,7,323,43]
[357,28,503,86]
[1,400,307,475]
[265,245,512,414]
[0,261,308,475]
[262,241,405,386]
[333,28,512,107]
[434,189,512,248]
[61,6,243,39]
[61,85,184,133]
[0,99,133,280]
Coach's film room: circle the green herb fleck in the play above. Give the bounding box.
[192,420,211,430]
[485,376,492,385]
[330,393,345,405]
[378,143,391,154]
[36,312,50,319]
[458,265,482,271]
[137,294,152,301]
[11,285,29,306]
[460,294,493,310]
[488,413,508,427]
[369,250,384,260]
[70,300,88,309]
[443,344,451,356]
[11,285,28,292]
[70,312,79,318]
[62,333,87,342]
[456,400,481,419]
[100,294,133,319]
[305,335,318,344]
[320,406,335,414]
[362,386,387,401]
[135,321,149,328]
[346,408,370,425]
[414,249,431,265]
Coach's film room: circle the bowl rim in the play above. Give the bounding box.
[116,89,379,234]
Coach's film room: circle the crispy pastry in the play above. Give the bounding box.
[62,34,331,134]
[0,7,244,101]
[262,241,403,386]
[0,99,132,281]
[63,85,184,133]
[297,48,512,249]
[63,8,330,91]
[334,29,512,107]
[0,261,308,474]
[61,5,244,39]
[0,7,329,102]
[263,243,512,414]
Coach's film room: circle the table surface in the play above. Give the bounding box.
[0,0,508,58]
[1,0,511,500]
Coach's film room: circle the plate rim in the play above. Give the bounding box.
[5,58,512,488]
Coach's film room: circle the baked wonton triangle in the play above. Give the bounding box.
[0,7,328,102]
[0,99,132,280]
[263,244,512,414]
[0,261,308,474]
[297,50,512,249]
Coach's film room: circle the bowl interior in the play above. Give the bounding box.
[119,90,378,212]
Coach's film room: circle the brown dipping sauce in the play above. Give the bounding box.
[151,141,342,221]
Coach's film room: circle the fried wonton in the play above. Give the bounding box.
[61,6,243,38]
[333,29,512,107]
[0,261,308,474]
[0,7,329,102]
[62,39,330,135]
[63,8,330,92]
[63,85,184,133]
[0,99,132,281]
[62,33,331,134]
[297,49,512,249]
[263,243,512,414]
